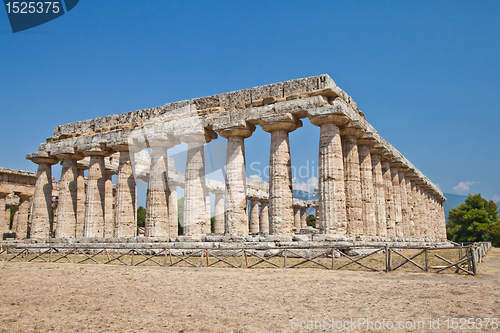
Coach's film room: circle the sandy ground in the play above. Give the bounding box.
[0,248,499,332]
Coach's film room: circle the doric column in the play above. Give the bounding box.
[424,190,435,240]
[113,150,137,238]
[416,185,427,239]
[310,115,347,235]
[14,194,30,239]
[259,199,269,234]
[75,165,87,238]
[261,115,301,236]
[249,198,260,233]
[213,191,224,234]
[381,160,395,237]
[437,200,447,239]
[293,207,301,231]
[83,146,110,238]
[412,183,422,238]
[370,152,387,237]
[217,125,254,237]
[358,143,377,236]
[145,143,172,238]
[168,184,178,238]
[341,128,363,236]
[11,205,20,234]
[0,192,9,235]
[404,174,416,238]
[55,151,83,238]
[182,131,216,239]
[398,170,410,238]
[26,151,59,240]
[300,208,307,228]
[390,166,403,238]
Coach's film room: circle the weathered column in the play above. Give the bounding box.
[381,160,396,237]
[11,205,20,234]
[26,151,59,240]
[55,153,83,238]
[404,174,416,238]
[145,144,170,238]
[341,129,363,236]
[249,198,260,233]
[300,208,307,229]
[113,150,137,238]
[293,207,301,231]
[204,191,211,234]
[104,172,114,238]
[390,166,403,238]
[416,185,427,239]
[412,183,422,238]
[259,199,269,234]
[5,205,11,232]
[424,190,435,240]
[261,115,301,236]
[358,144,377,236]
[168,184,178,238]
[213,192,224,234]
[15,194,30,239]
[310,116,347,235]
[75,166,86,238]
[371,153,387,237]
[437,200,447,239]
[0,192,9,235]
[83,146,110,238]
[398,170,410,238]
[217,125,254,237]
[182,131,216,239]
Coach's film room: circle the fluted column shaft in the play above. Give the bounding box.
[145,146,170,238]
[213,193,224,233]
[84,156,106,237]
[300,209,307,228]
[104,174,114,238]
[404,176,415,238]
[358,145,376,236]
[390,168,403,237]
[15,196,30,239]
[0,194,8,234]
[76,169,86,238]
[56,159,79,238]
[398,171,410,238]
[249,200,260,233]
[381,161,395,237]
[31,161,57,239]
[342,134,363,235]
[183,139,208,238]
[293,207,301,230]
[259,200,269,234]
[114,151,137,238]
[316,122,347,234]
[371,154,387,237]
[168,185,178,238]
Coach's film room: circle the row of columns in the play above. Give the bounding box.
[0,191,32,239]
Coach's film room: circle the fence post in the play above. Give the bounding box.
[130,250,134,266]
[471,246,478,276]
[384,245,389,272]
[331,248,335,270]
[425,248,429,272]
[283,249,287,268]
[49,248,53,263]
[200,249,204,267]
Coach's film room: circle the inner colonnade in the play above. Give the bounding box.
[25,74,446,242]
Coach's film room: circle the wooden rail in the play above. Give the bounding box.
[0,242,492,275]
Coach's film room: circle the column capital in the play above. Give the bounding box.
[309,114,349,127]
[260,113,302,133]
[79,143,113,157]
[180,128,217,144]
[217,123,256,139]
[26,151,59,165]
[51,147,85,160]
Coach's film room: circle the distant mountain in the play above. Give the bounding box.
[293,189,318,201]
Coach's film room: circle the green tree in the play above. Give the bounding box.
[447,193,499,244]
[306,214,316,228]
[137,206,146,229]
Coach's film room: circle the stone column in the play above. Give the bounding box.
[249,198,260,234]
[404,174,416,238]
[416,185,427,239]
[145,144,170,238]
[259,199,269,234]
[300,208,307,229]
[204,191,211,234]
[0,192,9,235]
[381,161,395,237]
[26,152,59,240]
[83,147,110,238]
[76,167,86,238]
[168,184,178,238]
[293,207,301,231]
[424,191,435,240]
[213,192,224,234]
[261,116,301,236]
[341,130,363,236]
[5,205,12,232]
[412,183,422,238]
[358,144,377,236]
[371,153,387,237]
[113,150,137,238]
[218,126,254,237]
[437,200,447,240]
[11,205,20,234]
[390,166,403,238]
[15,194,30,239]
[182,131,216,239]
[104,172,114,238]
[55,154,82,238]
[310,116,347,235]
[398,170,410,239]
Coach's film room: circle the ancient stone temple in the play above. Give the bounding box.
[24,74,446,242]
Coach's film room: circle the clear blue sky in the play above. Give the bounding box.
[1,1,499,205]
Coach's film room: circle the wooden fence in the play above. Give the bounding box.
[0,242,492,275]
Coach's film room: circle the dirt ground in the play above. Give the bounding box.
[0,248,499,332]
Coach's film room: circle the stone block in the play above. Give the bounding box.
[299,226,319,234]
[193,95,220,110]
[94,115,120,130]
[283,76,319,96]
[219,89,251,108]
[293,235,311,242]
[118,111,142,124]
[250,82,284,101]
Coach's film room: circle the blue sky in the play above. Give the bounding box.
[1,1,499,206]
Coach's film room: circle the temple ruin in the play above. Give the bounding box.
[13,74,445,243]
